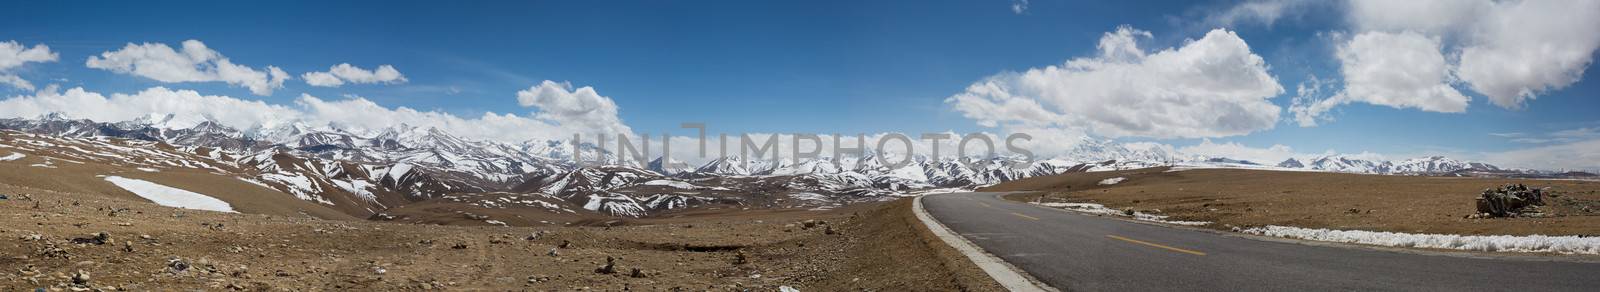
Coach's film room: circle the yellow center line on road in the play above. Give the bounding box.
[1010,212,1040,220]
[1106,235,1206,256]
[979,202,992,208]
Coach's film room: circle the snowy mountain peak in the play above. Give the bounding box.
[647,157,693,176]
[693,156,753,176]
[37,112,72,121]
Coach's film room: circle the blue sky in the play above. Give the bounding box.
[1,0,1596,169]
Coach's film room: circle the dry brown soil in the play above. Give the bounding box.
[1,182,1000,291]
[991,167,1600,236]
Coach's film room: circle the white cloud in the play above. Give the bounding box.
[1291,31,1469,125]
[0,84,633,143]
[301,63,407,87]
[1178,139,1298,165]
[517,80,632,136]
[1345,0,1489,35]
[947,26,1284,139]
[1344,0,1600,110]
[0,86,301,129]
[292,94,567,141]
[1494,126,1600,145]
[1173,139,1400,165]
[1011,0,1029,14]
[1454,0,1600,109]
[1484,139,1600,172]
[1206,0,1316,27]
[301,71,342,87]
[84,40,289,96]
[0,41,59,91]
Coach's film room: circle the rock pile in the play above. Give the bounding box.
[1473,183,1547,218]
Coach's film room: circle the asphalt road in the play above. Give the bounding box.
[920,192,1600,291]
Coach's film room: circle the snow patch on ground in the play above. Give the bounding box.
[583,193,646,217]
[103,176,235,213]
[788,192,829,202]
[641,179,695,189]
[1242,225,1600,255]
[1033,202,1210,226]
[1098,177,1126,185]
[137,167,161,172]
[0,152,24,161]
[329,179,378,202]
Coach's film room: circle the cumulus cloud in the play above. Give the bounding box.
[1011,0,1029,14]
[1290,31,1469,126]
[947,26,1284,139]
[1453,0,1600,109]
[517,80,632,136]
[85,40,289,96]
[301,63,407,87]
[1339,0,1600,111]
[0,41,59,90]
[0,84,634,143]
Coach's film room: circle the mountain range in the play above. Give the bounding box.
[0,113,1563,219]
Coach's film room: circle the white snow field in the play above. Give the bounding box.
[1243,225,1600,255]
[640,179,696,189]
[103,176,236,213]
[1098,177,1126,185]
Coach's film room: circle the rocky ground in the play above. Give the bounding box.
[0,182,1000,291]
[993,167,1600,236]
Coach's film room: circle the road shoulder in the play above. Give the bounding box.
[913,194,1057,292]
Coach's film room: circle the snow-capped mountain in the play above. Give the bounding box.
[0,114,1532,219]
[646,157,693,176]
[690,156,758,176]
[1276,158,1305,168]
[1391,156,1499,174]
[1274,155,1502,175]
[1301,155,1393,174]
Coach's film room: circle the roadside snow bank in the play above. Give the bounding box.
[908,187,973,196]
[1033,202,1210,226]
[1242,225,1600,255]
[1098,177,1126,185]
[104,176,235,213]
